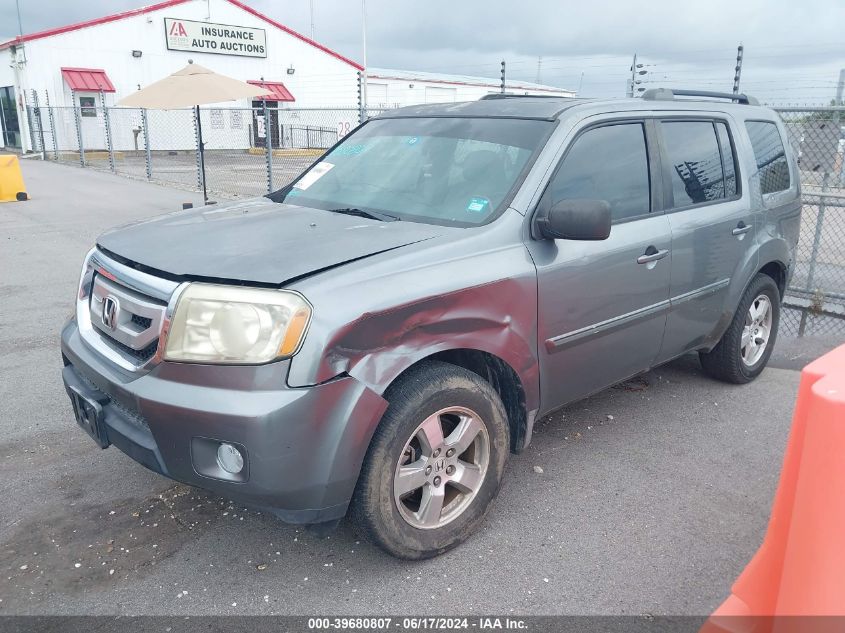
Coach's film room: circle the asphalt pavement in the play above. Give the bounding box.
[0,160,838,616]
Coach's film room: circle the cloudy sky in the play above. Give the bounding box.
[2,0,843,103]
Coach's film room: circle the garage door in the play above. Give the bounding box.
[425,86,456,103]
[368,83,388,108]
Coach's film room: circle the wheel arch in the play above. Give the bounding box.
[385,348,535,454]
[733,257,788,315]
[758,259,787,298]
[703,253,789,353]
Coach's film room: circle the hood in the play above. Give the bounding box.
[97,198,445,285]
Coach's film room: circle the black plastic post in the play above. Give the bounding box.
[195,104,208,204]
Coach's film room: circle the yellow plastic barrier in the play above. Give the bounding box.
[0,154,28,202]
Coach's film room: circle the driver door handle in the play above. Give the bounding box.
[637,247,670,265]
[732,221,752,236]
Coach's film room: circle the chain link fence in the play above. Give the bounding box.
[775,107,845,338]
[22,94,845,338]
[26,92,373,199]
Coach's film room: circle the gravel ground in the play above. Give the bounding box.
[0,160,838,616]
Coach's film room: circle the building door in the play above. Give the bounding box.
[0,86,21,149]
[252,101,280,148]
[75,92,107,150]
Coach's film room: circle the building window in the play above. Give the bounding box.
[1,85,21,148]
[79,96,96,117]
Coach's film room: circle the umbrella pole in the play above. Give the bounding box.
[195,104,208,204]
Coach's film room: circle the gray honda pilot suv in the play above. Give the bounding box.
[62,90,800,559]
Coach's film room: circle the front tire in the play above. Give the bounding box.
[699,273,781,384]
[350,361,510,559]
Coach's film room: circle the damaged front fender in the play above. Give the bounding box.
[286,216,540,417]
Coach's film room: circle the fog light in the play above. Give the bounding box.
[216,443,244,474]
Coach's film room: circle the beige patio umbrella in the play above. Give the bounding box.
[118,61,268,203]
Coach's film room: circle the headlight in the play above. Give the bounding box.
[164,284,311,364]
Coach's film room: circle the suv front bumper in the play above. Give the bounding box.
[60,318,388,523]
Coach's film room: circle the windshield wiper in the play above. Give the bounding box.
[326,207,400,222]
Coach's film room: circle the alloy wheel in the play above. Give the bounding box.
[741,294,773,366]
[393,406,489,530]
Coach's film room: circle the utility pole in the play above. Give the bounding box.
[14,0,32,152]
[360,0,367,114]
[732,44,744,96]
[627,53,637,98]
[15,0,24,38]
[309,0,315,39]
[836,68,844,105]
[535,56,542,84]
[500,60,506,93]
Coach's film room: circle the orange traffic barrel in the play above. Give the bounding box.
[703,344,845,633]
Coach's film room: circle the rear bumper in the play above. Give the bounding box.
[60,319,388,523]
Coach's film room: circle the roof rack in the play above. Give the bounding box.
[641,88,759,106]
[479,93,571,100]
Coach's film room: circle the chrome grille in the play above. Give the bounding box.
[90,274,166,353]
[101,333,160,363]
[76,248,182,373]
[131,314,153,329]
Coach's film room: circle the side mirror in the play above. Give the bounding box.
[537,199,611,241]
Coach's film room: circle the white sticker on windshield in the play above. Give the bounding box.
[294,161,334,190]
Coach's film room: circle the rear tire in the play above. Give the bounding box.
[699,273,780,384]
[350,361,509,559]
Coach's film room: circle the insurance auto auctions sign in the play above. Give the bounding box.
[164,18,267,58]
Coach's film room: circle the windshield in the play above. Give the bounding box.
[270,117,552,226]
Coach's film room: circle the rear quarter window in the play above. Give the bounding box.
[745,120,790,194]
[715,122,738,197]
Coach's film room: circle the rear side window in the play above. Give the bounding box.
[715,122,738,197]
[547,123,650,222]
[745,120,790,194]
[661,121,726,207]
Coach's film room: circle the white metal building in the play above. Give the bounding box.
[0,0,575,153]
[366,68,575,109]
[0,0,362,152]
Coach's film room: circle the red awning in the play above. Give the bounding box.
[61,67,116,92]
[247,80,295,102]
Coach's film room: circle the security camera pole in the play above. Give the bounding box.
[732,44,744,96]
[627,53,637,98]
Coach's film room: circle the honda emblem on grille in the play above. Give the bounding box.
[102,295,120,330]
